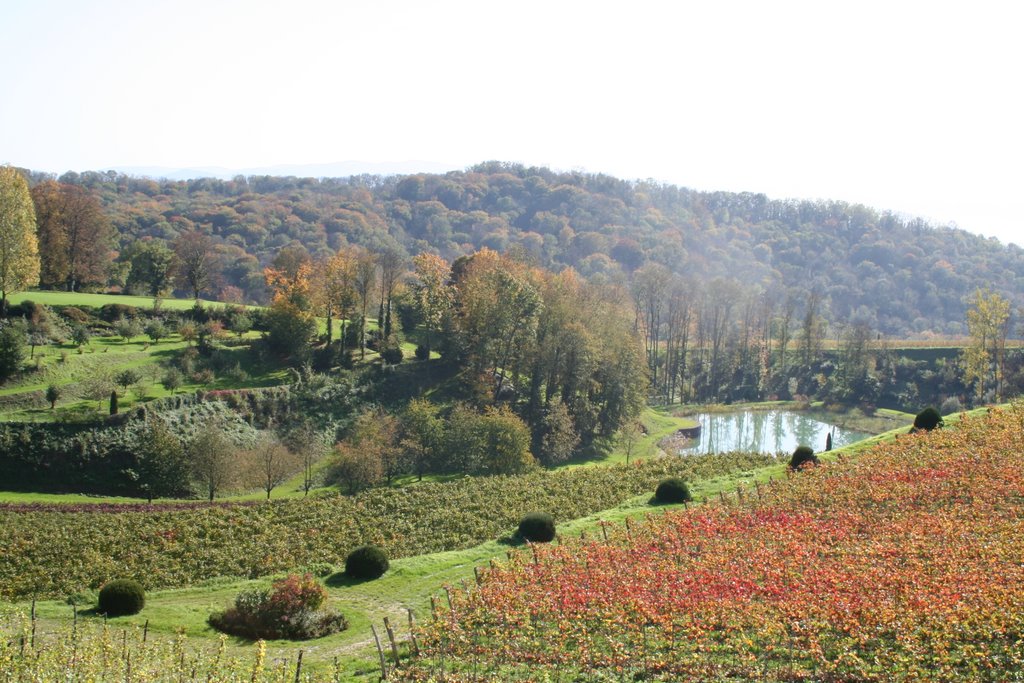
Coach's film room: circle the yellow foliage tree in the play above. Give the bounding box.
[963,288,1011,402]
[0,167,40,313]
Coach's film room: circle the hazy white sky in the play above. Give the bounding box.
[1,0,1021,245]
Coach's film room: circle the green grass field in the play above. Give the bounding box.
[0,331,289,421]
[8,290,255,312]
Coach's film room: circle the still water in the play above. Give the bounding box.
[676,410,870,455]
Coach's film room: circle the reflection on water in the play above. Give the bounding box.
[677,410,869,455]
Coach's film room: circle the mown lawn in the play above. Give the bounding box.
[8,290,256,312]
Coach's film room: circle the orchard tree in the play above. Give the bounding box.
[144,320,168,344]
[161,368,183,394]
[0,167,40,314]
[189,426,238,501]
[45,384,61,409]
[618,420,643,465]
[247,436,300,500]
[114,368,142,394]
[283,421,331,496]
[228,311,252,338]
[114,317,142,343]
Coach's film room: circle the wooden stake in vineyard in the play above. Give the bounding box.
[371,624,389,681]
[407,608,419,657]
[384,617,400,665]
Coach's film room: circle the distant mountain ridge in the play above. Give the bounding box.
[107,160,460,181]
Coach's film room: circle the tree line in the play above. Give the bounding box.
[5,163,1024,337]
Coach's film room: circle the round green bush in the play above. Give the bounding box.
[414,344,430,361]
[344,545,389,580]
[380,345,404,365]
[914,406,943,431]
[98,579,145,616]
[654,477,691,504]
[518,512,556,543]
[789,445,818,470]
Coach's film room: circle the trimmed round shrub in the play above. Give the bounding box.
[654,477,691,504]
[380,345,404,365]
[789,445,818,470]
[518,512,556,543]
[344,545,390,580]
[914,406,943,431]
[98,579,145,616]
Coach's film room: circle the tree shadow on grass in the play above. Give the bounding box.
[325,572,371,588]
[496,533,526,547]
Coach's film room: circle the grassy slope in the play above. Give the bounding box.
[0,332,289,420]
[13,404,934,678]
[8,290,254,311]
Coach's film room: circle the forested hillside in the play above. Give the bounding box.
[25,162,1024,336]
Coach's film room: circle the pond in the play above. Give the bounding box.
[670,409,870,455]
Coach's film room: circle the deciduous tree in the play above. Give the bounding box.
[963,288,1011,402]
[400,398,443,481]
[0,167,39,313]
[247,436,300,500]
[174,231,217,300]
[133,417,190,502]
[189,426,239,501]
[126,240,177,297]
[454,249,542,401]
[410,252,453,353]
[29,181,110,292]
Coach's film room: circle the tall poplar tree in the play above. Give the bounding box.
[0,167,40,314]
